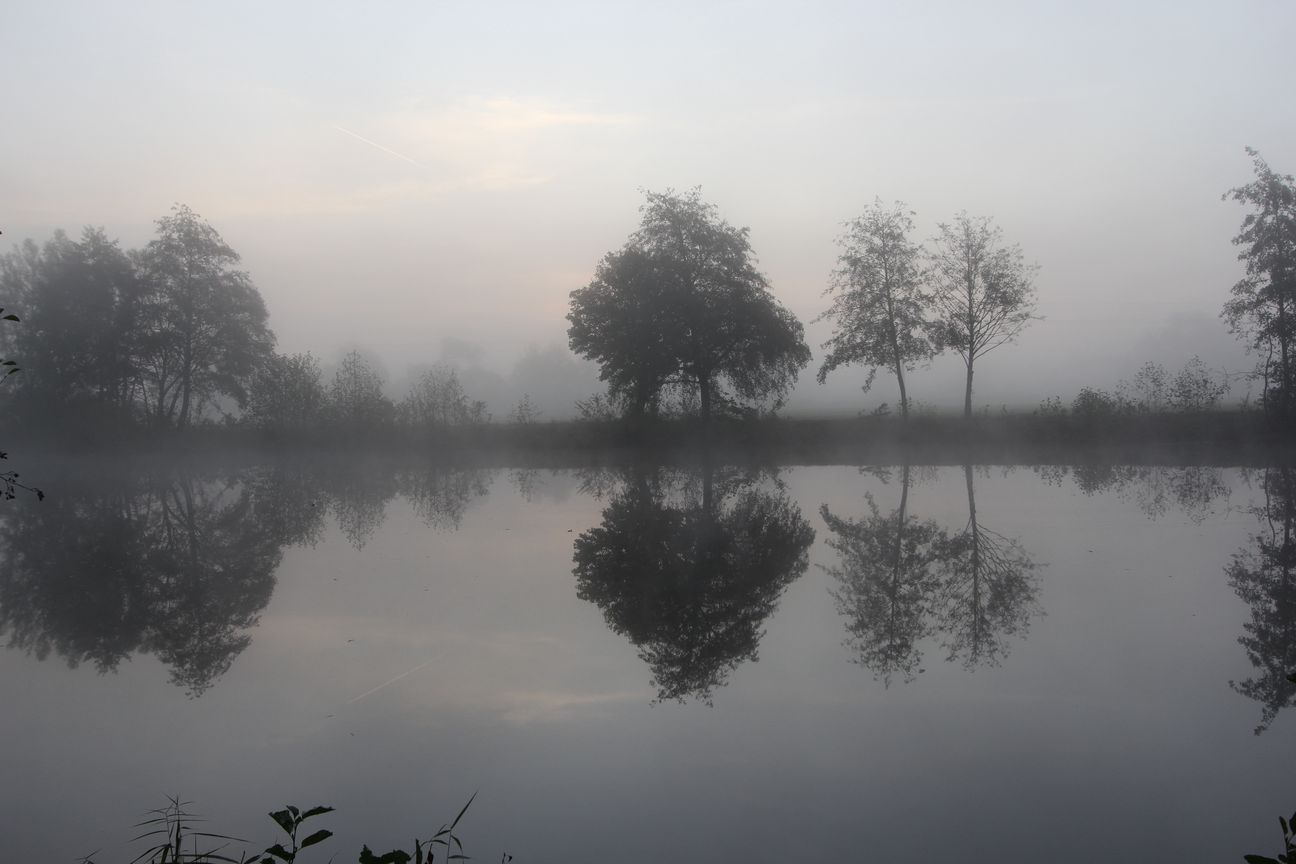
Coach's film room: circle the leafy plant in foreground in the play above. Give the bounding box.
[255,805,334,863]
[1244,809,1296,863]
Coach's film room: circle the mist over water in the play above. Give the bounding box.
[3,2,1296,861]
[0,456,1292,862]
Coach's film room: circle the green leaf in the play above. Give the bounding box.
[1244,855,1280,863]
[269,810,295,835]
[448,792,477,831]
[3,314,19,321]
[1286,673,1296,685]
[286,805,300,820]
[299,829,332,848]
[299,806,335,821]
[263,842,294,862]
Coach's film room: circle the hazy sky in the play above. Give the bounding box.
[4,0,1295,412]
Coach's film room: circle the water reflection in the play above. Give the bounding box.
[573,465,815,703]
[0,468,321,694]
[1227,466,1296,734]
[1035,464,1230,523]
[821,463,1041,682]
[820,463,945,685]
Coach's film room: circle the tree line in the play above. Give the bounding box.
[2,148,1292,435]
[567,189,1039,422]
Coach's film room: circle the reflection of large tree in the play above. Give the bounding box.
[1227,466,1296,734]
[574,468,814,703]
[821,464,944,685]
[937,465,1040,668]
[820,464,1040,680]
[0,468,323,695]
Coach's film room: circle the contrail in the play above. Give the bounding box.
[332,125,428,170]
[346,654,442,704]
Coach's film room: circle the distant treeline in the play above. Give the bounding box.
[1,148,1292,442]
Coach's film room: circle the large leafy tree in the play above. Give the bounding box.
[568,189,810,421]
[134,205,275,427]
[0,227,143,417]
[1223,148,1296,423]
[817,200,935,420]
[929,213,1038,419]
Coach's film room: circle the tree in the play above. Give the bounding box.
[399,364,485,429]
[1222,148,1296,423]
[0,228,143,420]
[568,189,810,421]
[247,351,325,432]
[328,350,392,431]
[929,213,1038,419]
[133,205,275,427]
[817,200,935,420]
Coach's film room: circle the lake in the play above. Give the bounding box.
[1,457,1292,862]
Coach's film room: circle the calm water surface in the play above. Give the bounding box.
[1,460,1292,862]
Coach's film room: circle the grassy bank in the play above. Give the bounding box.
[6,410,1293,469]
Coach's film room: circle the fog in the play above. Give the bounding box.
[3,1,1292,419]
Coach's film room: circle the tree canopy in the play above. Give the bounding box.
[1223,147,1296,423]
[817,200,935,419]
[568,189,809,420]
[929,213,1038,419]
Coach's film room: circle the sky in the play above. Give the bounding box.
[3,0,1295,415]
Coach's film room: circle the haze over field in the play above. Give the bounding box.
[4,1,1294,415]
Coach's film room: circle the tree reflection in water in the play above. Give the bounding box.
[1227,466,1296,734]
[0,467,324,695]
[1034,463,1230,523]
[573,465,814,703]
[820,464,944,685]
[820,463,1041,681]
[937,464,1041,669]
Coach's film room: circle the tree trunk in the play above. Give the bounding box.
[1277,293,1290,422]
[699,375,713,424]
[893,343,909,422]
[963,360,974,421]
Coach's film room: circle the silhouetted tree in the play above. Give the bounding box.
[247,351,325,432]
[328,350,392,432]
[1227,466,1296,734]
[935,465,1041,667]
[399,364,486,430]
[133,205,275,427]
[929,213,1038,419]
[0,228,143,421]
[1222,148,1296,423]
[573,466,814,702]
[568,189,810,421]
[817,201,935,420]
[820,463,947,685]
